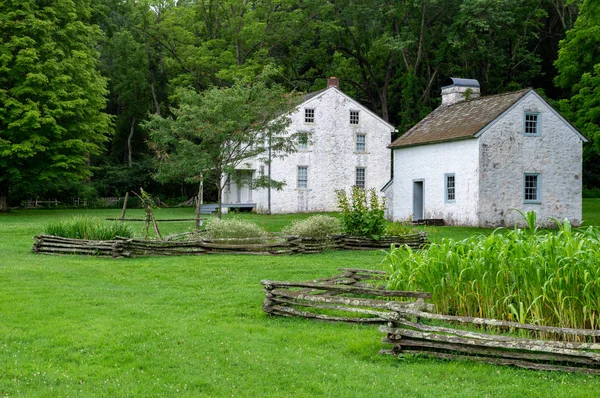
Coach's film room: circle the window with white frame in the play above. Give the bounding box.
[225,175,231,192]
[524,173,541,203]
[355,167,366,188]
[304,108,315,124]
[298,132,308,150]
[356,134,366,152]
[524,112,540,136]
[259,165,265,177]
[350,110,359,125]
[297,166,308,189]
[445,174,455,202]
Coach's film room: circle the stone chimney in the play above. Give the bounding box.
[441,78,480,106]
[327,76,340,89]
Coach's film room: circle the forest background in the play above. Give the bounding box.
[1,0,598,209]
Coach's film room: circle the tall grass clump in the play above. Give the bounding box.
[204,218,267,240]
[44,216,134,240]
[384,211,600,331]
[282,215,342,238]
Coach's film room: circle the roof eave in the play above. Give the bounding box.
[389,136,478,150]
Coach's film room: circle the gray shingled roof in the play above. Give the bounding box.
[302,88,327,102]
[389,88,532,148]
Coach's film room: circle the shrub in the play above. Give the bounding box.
[336,187,386,239]
[204,218,267,240]
[282,215,342,238]
[385,220,413,236]
[44,216,134,240]
[384,211,600,331]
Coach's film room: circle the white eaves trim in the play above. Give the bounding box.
[299,87,396,131]
[474,90,588,143]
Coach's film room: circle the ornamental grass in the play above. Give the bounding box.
[44,216,134,240]
[384,211,600,331]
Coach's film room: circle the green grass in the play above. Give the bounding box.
[1,204,600,396]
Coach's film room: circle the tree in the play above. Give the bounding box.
[144,79,300,218]
[0,0,112,210]
[554,0,600,188]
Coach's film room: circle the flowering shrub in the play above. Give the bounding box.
[336,187,386,239]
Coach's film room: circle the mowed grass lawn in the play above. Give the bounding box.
[0,201,599,397]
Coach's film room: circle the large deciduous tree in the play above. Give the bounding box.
[144,80,299,218]
[554,0,600,188]
[0,0,112,210]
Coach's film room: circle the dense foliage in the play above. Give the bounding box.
[4,0,600,205]
[336,187,387,239]
[384,211,600,331]
[44,216,133,240]
[0,0,112,210]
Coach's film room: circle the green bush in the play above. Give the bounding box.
[385,220,413,236]
[204,218,267,240]
[336,187,386,239]
[384,211,600,331]
[282,215,342,238]
[44,216,134,240]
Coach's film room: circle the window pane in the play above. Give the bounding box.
[298,133,308,150]
[298,166,308,188]
[304,109,314,123]
[350,110,359,125]
[446,175,455,201]
[356,134,366,152]
[525,174,538,201]
[525,113,538,135]
[356,167,365,188]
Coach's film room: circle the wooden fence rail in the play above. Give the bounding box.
[260,268,600,374]
[32,233,428,257]
[262,268,433,324]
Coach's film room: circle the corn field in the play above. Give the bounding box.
[384,212,600,331]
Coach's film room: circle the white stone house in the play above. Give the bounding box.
[385,78,587,227]
[224,77,394,213]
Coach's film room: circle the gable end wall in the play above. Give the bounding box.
[478,93,583,226]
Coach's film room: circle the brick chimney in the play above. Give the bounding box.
[327,76,340,89]
[441,78,480,106]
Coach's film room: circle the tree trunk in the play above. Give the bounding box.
[195,178,203,231]
[216,180,223,220]
[0,179,8,212]
[127,117,136,168]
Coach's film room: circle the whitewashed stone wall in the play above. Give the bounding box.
[227,88,393,213]
[391,139,480,225]
[478,92,583,227]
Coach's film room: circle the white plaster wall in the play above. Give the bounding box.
[392,139,480,225]
[478,92,583,227]
[249,88,392,213]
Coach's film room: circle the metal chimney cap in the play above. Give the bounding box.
[441,77,480,89]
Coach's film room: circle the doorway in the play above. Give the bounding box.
[413,180,424,221]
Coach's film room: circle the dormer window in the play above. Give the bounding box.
[350,110,359,125]
[304,108,315,124]
[524,112,541,136]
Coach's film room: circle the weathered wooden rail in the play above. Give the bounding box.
[380,308,600,375]
[261,268,600,374]
[262,268,433,323]
[32,233,428,257]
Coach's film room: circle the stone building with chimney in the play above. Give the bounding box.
[384,78,586,227]
[224,77,394,213]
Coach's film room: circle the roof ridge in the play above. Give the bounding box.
[444,87,532,108]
